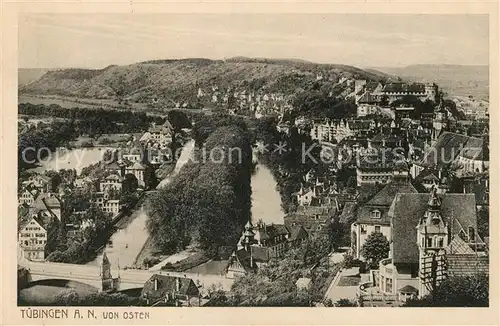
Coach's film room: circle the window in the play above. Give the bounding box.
[371,210,381,219]
[426,237,433,247]
[468,226,475,242]
[385,277,393,293]
[375,225,381,232]
[438,238,444,247]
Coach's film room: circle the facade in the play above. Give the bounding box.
[357,104,379,117]
[125,162,146,187]
[122,147,143,163]
[295,185,318,207]
[356,151,409,186]
[381,82,438,103]
[92,191,121,215]
[19,187,38,206]
[147,121,174,148]
[310,119,354,143]
[18,217,47,261]
[100,174,123,192]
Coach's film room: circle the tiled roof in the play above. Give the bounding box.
[130,162,146,170]
[365,181,417,207]
[141,274,199,299]
[285,213,323,231]
[445,235,475,255]
[348,120,373,130]
[382,82,426,94]
[419,132,472,167]
[415,168,440,182]
[288,224,308,242]
[338,202,357,224]
[445,254,489,277]
[357,182,417,225]
[459,136,485,160]
[390,193,477,265]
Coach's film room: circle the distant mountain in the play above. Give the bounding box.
[18,68,52,86]
[371,64,489,101]
[19,58,389,106]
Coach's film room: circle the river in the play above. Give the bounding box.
[87,140,197,269]
[251,164,284,225]
[27,147,111,175]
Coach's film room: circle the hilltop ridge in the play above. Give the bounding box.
[19,57,389,107]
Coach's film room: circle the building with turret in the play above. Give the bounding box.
[226,220,308,278]
[375,189,487,300]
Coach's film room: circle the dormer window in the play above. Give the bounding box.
[371,210,381,219]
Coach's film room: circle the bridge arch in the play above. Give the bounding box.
[24,279,99,293]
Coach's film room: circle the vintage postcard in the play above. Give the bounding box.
[1,1,499,325]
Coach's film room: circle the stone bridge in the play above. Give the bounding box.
[21,260,234,293]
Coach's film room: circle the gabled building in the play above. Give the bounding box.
[141,274,200,306]
[18,216,48,261]
[285,206,335,235]
[147,120,174,148]
[19,186,38,206]
[295,185,318,207]
[227,220,308,278]
[99,174,123,193]
[351,181,418,259]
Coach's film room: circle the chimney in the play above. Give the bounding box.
[154,278,158,291]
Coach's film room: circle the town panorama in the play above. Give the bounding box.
[17,19,489,309]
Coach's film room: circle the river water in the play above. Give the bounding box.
[251,164,284,225]
[27,147,111,175]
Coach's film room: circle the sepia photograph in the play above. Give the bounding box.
[13,11,491,312]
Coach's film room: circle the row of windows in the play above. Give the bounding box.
[20,233,46,238]
[22,239,46,245]
[421,236,445,248]
[360,225,382,233]
[25,227,42,231]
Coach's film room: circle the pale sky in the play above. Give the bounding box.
[18,14,489,69]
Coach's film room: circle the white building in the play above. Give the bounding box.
[18,216,47,261]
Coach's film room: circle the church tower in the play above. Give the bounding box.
[101,252,113,292]
[242,220,256,252]
[432,103,447,141]
[416,188,448,297]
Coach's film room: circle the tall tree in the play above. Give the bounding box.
[360,232,390,266]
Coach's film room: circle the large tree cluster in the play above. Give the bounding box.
[147,121,252,254]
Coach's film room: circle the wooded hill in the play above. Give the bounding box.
[19,57,389,107]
